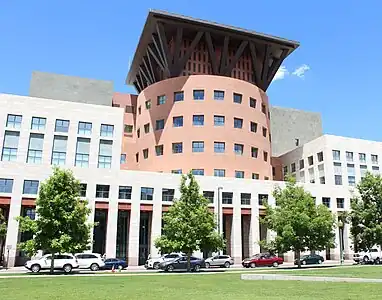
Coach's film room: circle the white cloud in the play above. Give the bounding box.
[273,65,289,81]
[292,64,310,78]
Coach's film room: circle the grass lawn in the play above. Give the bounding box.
[1,273,382,300]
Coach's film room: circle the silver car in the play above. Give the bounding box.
[205,255,234,268]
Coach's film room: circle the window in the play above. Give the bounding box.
[51,136,67,166]
[31,117,46,130]
[155,145,163,156]
[203,191,214,203]
[283,166,288,175]
[174,91,184,102]
[261,126,267,137]
[234,144,244,155]
[27,133,44,164]
[123,124,133,134]
[192,141,204,152]
[308,168,315,183]
[299,159,304,170]
[173,116,183,127]
[214,115,225,126]
[372,154,378,164]
[308,156,314,166]
[214,169,225,177]
[144,123,150,133]
[145,100,151,109]
[79,183,87,197]
[0,178,13,193]
[360,165,367,178]
[55,119,70,133]
[291,163,296,173]
[359,153,366,163]
[336,198,345,209]
[138,106,141,115]
[222,192,233,204]
[125,105,135,113]
[299,171,305,182]
[96,185,110,198]
[100,124,114,137]
[119,186,132,199]
[261,103,266,114]
[193,115,204,126]
[23,180,39,194]
[332,150,341,161]
[214,142,225,153]
[372,166,380,175]
[347,163,355,176]
[137,128,141,138]
[317,152,324,162]
[78,122,92,135]
[172,143,183,154]
[235,171,244,178]
[348,176,356,186]
[318,164,325,184]
[143,148,149,159]
[252,173,259,180]
[335,175,343,185]
[233,93,242,104]
[156,119,165,130]
[333,162,342,175]
[249,97,256,108]
[6,114,22,128]
[75,138,90,167]
[234,118,243,129]
[241,193,251,205]
[98,140,113,168]
[1,131,19,161]
[214,90,224,100]
[135,153,139,162]
[157,95,166,105]
[192,169,204,176]
[322,197,330,208]
[193,90,204,100]
[120,154,126,164]
[162,188,175,202]
[346,151,354,162]
[250,122,257,133]
[258,194,268,206]
[251,147,258,158]
[263,151,268,162]
[171,169,182,174]
[141,187,154,200]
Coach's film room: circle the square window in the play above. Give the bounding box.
[241,193,251,205]
[336,198,345,209]
[359,153,366,163]
[144,123,150,133]
[155,145,163,156]
[6,114,22,129]
[214,142,225,153]
[119,186,132,199]
[203,191,214,203]
[193,115,204,126]
[193,90,204,100]
[372,166,380,175]
[141,187,154,200]
[249,98,256,108]
[317,151,324,162]
[335,175,342,185]
[234,118,243,129]
[192,169,204,176]
[252,173,259,180]
[156,119,165,130]
[346,151,354,162]
[332,150,340,160]
[214,115,225,126]
[31,117,46,131]
[214,169,225,177]
[308,156,314,166]
[233,93,242,104]
[192,141,204,153]
[348,176,356,186]
[100,124,114,137]
[157,95,166,105]
[172,142,183,154]
[55,119,70,133]
[250,122,257,133]
[262,127,267,137]
[23,180,39,194]
[372,154,378,164]
[258,194,268,206]
[0,178,13,193]
[171,169,182,174]
[222,192,233,204]
[234,144,244,155]
[235,170,244,178]
[124,124,133,133]
[78,122,92,135]
[145,100,152,109]
[251,147,258,158]
[174,91,184,102]
[173,116,183,127]
[125,105,135,113]
[162,188,175,202]
[214,90,224,100]
[322,197,330,208]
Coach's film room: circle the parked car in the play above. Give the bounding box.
[159,256,205,272]
[205,255,234,268]
[24,254,79,273]
[354,248,381,264]
[102,258,128,270]
[242,253,283,268]
[75,253,105,271]
[294,254,324,265]
[145,253,184,269]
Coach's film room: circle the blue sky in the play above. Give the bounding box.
[1,1,381,140]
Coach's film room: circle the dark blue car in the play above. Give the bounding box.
[102,258,128,270]
[159,256,205,272]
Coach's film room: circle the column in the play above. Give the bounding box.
[231,193,242,264]
[343,222,352,260]
[4,179,23,267]
[332,225,341,261]
[150,188,162,258]
[105,185,118,258]
[248,194,260,256]
[86,183,96,252]
[128,189,140,266]
[215,188,223,242]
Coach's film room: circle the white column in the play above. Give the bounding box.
[344,222,352,259]
[128,189,140,266]
[231,192,242,264]
[105,185,118,258]
[150,188,162,258]
[332,226,341,261]
[86,184,96,252]
[215,188,223,248]
[4,178,23,267]
[249,194,260,256]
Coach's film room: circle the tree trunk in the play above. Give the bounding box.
[187,252,191,272]
[296,251,301,268]
[0,238,4,265]
[50,255,55,274]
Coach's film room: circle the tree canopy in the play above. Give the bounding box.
[17,167,93,273]
[154,172,225,270]
[349,172,382,252]
[262,177,335,267]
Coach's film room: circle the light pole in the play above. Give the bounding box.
[217,187,223,254]
[338,220,344,265]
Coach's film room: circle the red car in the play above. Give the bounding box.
[242,253,283,268]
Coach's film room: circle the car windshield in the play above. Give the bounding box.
[251,254,260,258]
[301,255,309,259]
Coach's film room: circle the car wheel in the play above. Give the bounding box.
[302,260,307,265]
[194,264,201,272]
[90,263,99,271]
[250,262,256,268]
[167,265,174,272]
[205,262,210,268]
[363,256,369,263]
[31,264,41,273]
[272,262,279,268]
[224,262,230,268]
[118,265,123,270]
[153,262,160,270]
[375,258,380,265]
[63,264,72,274]
[318,259,322,264]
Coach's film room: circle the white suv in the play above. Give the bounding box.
[205,255,234,268]
[75,253,105,271]
[145,253,184,269]
[354,248,381,264]
[25,254,79,273]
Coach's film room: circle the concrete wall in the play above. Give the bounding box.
[29,71,114,106]
[270,106,323,157]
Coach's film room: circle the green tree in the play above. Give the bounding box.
[349,172,382,252]
[0,208,7,265]
[262,177,336,267]
[17,167,93,273]
[154,172,225,271]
